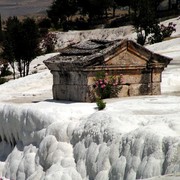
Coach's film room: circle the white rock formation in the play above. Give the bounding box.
[0,16,180,180]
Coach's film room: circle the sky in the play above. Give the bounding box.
[0,16,180,180]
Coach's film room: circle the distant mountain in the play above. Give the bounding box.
[0,0,53,19]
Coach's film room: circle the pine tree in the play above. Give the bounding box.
[21,18,40,76]
[2,17,40,77]
[130,0,163,45]
[47,0,78,28]
[0,14,3,42]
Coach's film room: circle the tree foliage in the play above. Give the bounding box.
[130,0,163,45]
[2,17,20,79]
[21,18,40,76]
[78,0,112,20]
[47,0,114,28]
[0,14,3,42]
[2,17,40,78]
[148,22,176,44]
[46,0,175,33]
[47,0,78,28]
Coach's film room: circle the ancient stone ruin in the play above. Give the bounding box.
[44,39,172,102]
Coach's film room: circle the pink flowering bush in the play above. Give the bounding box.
[41,33,57,54]
[149,22,176,44]
[160,22,176,38]
[93,71,123,99]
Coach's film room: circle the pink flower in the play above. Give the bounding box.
[101,84,106,88]
[104,79,108,84]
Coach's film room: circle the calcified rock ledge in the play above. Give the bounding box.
[0,95,180,180]
[0,17,180,180]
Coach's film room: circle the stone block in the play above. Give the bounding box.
[53,84,89,102]
[118,85,129,97]
[129,83,150,96]
[123,73,151,84]
[151,83,161,95]
[152,73,161,82]
[52,71,87,85]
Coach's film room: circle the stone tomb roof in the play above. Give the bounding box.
[44,39,172,71]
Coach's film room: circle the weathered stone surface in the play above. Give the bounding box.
[87,76,96,86]
[151,83,161,95]
[129,84,152,96]
[107,51,147,66]
[118,85,129,97]
[128,83,161,96]
[52,71,88,85]
[53,84,89,102]
[152,72,162,83]
[123,73,151,84]
[44,39,172,102]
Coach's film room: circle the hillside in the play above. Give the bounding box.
[0,0,53,18]
[0,0,52,6]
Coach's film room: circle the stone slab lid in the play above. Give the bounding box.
[59,39,114,56]
[44,39,172,71]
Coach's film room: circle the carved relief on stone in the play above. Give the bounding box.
[106,51,147,67]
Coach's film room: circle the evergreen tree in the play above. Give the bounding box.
[0,14,3,42]
[21,18,40,76]
[2,17,21,78]
[78,0,112,21]
[130,0,163,45]
[47,0,78,28]
[2,17,40,77]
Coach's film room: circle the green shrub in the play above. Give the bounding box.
[161,22,176,38]
[0,77,7,84]
[148,22,176,44]
[0,64,12,77]
[96,98,106,110]
[38,18,51,29]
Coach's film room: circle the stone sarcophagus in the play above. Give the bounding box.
[44,39,172,102]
